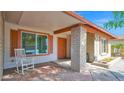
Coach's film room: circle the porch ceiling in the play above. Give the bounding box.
[4,11,81,32]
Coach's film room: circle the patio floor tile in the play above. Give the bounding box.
[2,62,124,81]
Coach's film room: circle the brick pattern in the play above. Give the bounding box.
[71,26,87,72]
[0,12,3,80]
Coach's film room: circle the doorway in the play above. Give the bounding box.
[58,38,67,59]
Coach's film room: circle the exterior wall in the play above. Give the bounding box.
[66,35,71,58]
[84,25,112,61]
[0,12,4,80]
[94,34,99,60]
[4,22,58,69]
[87,32,95,62]
[94,34,111,61]
[4,21,112,69]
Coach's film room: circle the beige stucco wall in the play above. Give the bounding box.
[0,12,4,80]
[94,34,111,61]
[86,32,111,62]
[4,22,59,69]
[83,25,111,61]
[87,32,95,62]
[66,34,71,58]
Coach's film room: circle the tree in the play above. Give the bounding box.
[104,11,124,30]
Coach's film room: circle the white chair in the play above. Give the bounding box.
[14,49,34,74]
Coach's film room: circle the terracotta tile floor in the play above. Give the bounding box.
[2,62,124,81]
[3,62,66,81]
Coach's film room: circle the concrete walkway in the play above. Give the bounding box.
[109,59,124,72]
[87,64,124,81]
[55,59,124,81]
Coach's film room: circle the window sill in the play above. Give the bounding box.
[26,53,49,57]
[101,53,108,56]
[10,53,50,58]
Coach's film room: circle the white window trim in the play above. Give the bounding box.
[21,31,48,55]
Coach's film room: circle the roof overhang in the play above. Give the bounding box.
[63,11,118,39]
[4,11,118,39]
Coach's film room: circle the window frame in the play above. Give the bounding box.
[21,31,49,56]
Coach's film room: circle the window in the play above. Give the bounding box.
[22,32,48,55]
[101,38,108,53]
[37,35,48,54]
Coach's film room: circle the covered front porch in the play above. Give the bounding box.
[4,11,90,72]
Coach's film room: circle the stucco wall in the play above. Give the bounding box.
[0,12,4,80]
[4,22,58,69]
[84,25,111,61]
[94,34,111,61]
[87,32,95,62]
[66,35,71,58]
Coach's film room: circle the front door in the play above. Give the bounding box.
[58,38,67,59]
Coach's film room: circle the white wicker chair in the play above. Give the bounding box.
[14,49,34,74]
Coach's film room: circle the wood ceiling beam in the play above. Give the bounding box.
[54,23,82,34]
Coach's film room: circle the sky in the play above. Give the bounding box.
[75,11,124,36]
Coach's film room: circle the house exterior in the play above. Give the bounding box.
[0,11,117,79]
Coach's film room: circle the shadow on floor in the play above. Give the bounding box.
[2,62,124,81]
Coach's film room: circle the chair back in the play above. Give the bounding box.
[15,48,26,58]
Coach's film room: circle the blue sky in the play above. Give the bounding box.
[75,11,124,36]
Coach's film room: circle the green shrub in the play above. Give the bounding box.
[111,44,124,56]
[102,57,114,62]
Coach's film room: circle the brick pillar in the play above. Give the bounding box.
[71,26,87,72]
[0,12,3,80]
